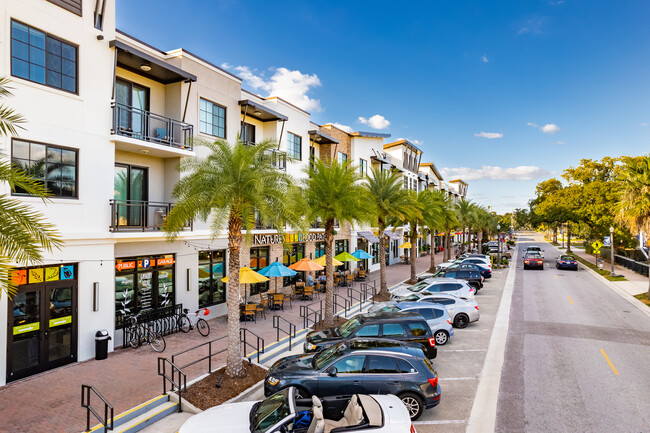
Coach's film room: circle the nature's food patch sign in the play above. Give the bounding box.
[253,232,326,245]
[11,265,74,286]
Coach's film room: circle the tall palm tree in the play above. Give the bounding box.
[455,198,474,250]
[165,139,295,377]
[398,190,427,283]
[421,190,449,272]
[473,207,493,253]
[0,77,62,300]
[616,154,650,298]
[441,198,459,261]
[364,167,413,298]
[302,158,366,327]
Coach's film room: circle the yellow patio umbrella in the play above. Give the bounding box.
[398,242,412,249]
[221,267,269,303]
[314,255,344,267]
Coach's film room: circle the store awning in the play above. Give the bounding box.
[357,231,379,243]
[384,230,401,240]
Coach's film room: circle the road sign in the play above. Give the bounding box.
[603,236,610,247]
[591,240,603,255]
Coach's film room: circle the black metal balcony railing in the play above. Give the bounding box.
[112,102,193,150]
[263,149,287,170]
[110,199,193,232]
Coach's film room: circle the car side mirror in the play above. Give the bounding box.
[328,367,337,377]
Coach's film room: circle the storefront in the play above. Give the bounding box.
[6,264,77,382]
[198,250,227,308]
[283,243,305,285]
[356,231,379,271]
[335,239,350,271]
[114,255,175,329]
[249,246,270,295]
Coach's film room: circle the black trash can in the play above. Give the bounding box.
[95,330,111,360]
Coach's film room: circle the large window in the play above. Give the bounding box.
[287,132,302,160]
[249,247,269,296]
[392,239,399,258]
[283,243,305,286]
[11,20,77,93]
[12,139,77,198]
[371,243,379,265]
[199,98,226,138]
[242,122,255,144]
[315,242,325,259]
[337,152,348,164]
[198,250,226,308]
[359,159,367,177]
[335,239,349,271]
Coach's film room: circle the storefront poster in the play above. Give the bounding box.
[45,267,60,282]
[13,322,40,335]
[139,272,153,311]
[60,265,74,280]
[29,268,44,284]
[49,316,72,328]
[11,270,27,286]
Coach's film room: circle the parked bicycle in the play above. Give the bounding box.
[178,307,210,336]
[128,313,166,352]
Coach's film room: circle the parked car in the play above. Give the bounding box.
[265,339,441,420]
[398,293,480,328]
[368,302,454,345]
[555,254,578,270]
[179,386,416,433]
[434,268,483,290]
[524,245,544,258]
[390,278,475,300]
[523,252,544,270]
[304,312,437,358]
[461,253,491,261]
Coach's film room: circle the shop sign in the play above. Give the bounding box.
[139,258,153,269]
[13,322,39,335]
[61,265,74,280]
[45,267,60,282]
[49,316,72,328]
[157,257,175,266]
[29,268,44,283]
[115,261,136,272]
[11,270,27,285]
[253,232,325,245]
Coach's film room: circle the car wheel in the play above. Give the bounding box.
[434,330,449,345]
[453,313,469,329]
[399,392,425,420]
[290,387,311,399]
[523,265,528,270]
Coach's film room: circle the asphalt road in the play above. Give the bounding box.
[496,232,650,433]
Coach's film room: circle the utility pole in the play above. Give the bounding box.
[610,226,615,277]
[497,223,501,268]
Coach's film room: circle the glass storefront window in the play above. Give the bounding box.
[283,243,304,286]
[392,240,399,258]
[250,247,270,296]
[335,240,349,271]
[198,250,226,308]
[371,243,379,265]
[315,242,325,259]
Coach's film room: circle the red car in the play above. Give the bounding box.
[523,253,544,270]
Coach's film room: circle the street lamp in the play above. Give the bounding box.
[497,223,501,268]
[610,226,615,277]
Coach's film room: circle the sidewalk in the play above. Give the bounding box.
[566,246,648,296]
[0,254,435,433]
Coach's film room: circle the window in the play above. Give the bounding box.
[367,356,399,374]
[198,250,226,307]
[414,308,434,320]
[355,324,380,337]
[11,20,78,93]
[397,358,417,373]
[371,243,379,265]
[315,242,325,259]
[48,0,82,16]
[337,152,348,164]
[392,239,398,258]
[12,140,77,198]
[359,159,367,177]
[333,355,365,374]
[283,243,305,286]
[249,247,269,295]
[94,0,107,30]
[382,323,404,337]
[406,322,428,337]
[432,308,445,319]
[432,298,455,305]
[241,123,255,144]
[287,133,301,160]
[199,98,226,138]
[335,240,349,271]
[404,176,408,189]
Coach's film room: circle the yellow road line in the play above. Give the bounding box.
[554,274,558,279]
[600,349,620,375]
[567,296,574,305]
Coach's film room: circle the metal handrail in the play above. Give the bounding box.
[299,300,323,329]
[171,335,227,380]
[81,385,114,432]
[109,199,193,233]
[111,102,193,150]
[347,287,364,310]
[333,293,350,317]
[240,328,265,364]
[360,281,377,305]
[157,358,186,413]
[272,316,296,350]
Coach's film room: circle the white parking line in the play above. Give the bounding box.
[413,420,467,425]
[440,349,487,352]
[440,377,479,381]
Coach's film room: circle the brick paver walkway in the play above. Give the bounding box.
[0,254,437,433]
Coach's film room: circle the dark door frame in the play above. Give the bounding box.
[114,163,149,227]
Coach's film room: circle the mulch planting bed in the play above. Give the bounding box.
[372,292,391,302]
[311,315,348,331]
[184,361,267,410]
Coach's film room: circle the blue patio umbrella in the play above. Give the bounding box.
[258,262,297,296]
[351,249,374,260]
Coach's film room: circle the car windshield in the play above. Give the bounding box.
[559,255,575,260]
[527,247,541,252]
[398,294,420,302]
[379,305,400,312]
[252,388,292,433]
[313,343,345,370]
[338,318,362,338]
[409,281,431,293]
[525,253,542,259]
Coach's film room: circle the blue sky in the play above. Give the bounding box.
[117,0,650,213]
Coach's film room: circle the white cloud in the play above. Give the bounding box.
[518,17,546,35]
[474,132,503,139]
[441,165,551,181]
[555,141,565,145]
[527,122,538,128]
[358,114,391,130]
[332,123,354,133]
[641,122,647,126]
[540,123,561,134]
[220,62,232,70]
[232,65,322,112]
[481,55,489,63]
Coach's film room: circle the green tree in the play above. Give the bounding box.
[473,206,494,253]
[616,154,650,298]
[421,190,452,272]
[455,198,474,249]
[165,139,295,377]
[0,77,62,300]
[396,190,425,283]
[302,158,366,327]
[364,168,413,298]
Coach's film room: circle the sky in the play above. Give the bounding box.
[117,0,650,213]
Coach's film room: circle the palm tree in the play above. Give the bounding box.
[473,206,493,253]
[421,190,449,272]
[455,198,474,251]
[302,158,366,327]
[364,167,413,298]
[0,77,62,300]
[440,199,459,261]
[398,190,426,283]
[616,154,650,298]
[165,139,295,377]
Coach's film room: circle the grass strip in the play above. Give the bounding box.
[633,292,650,308]
[572,254,627,281]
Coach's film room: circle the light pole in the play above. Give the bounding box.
[497,223,501,268]
[610,226,615,277]
[561,226,565,249]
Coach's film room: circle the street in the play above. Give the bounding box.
[496,232,650,432]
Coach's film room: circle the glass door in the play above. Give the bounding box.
[115,79,150,139]
[114,164,148,227]
[9,288,42,381]
[46,284,75,368]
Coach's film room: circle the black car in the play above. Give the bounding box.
[265,339,441,420]
[434,268,483,289]
[555,254,578,270]
[304,312,437,359]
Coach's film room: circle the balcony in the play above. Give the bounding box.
[263,149,287,171]
[109,199,192,232]
[111,103,194,157]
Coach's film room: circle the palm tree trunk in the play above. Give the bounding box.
[478,230,483,254]
[377,222,389,298]
[410,224,417,283]
[445,232,451,261]
[323,219,335,328]
[553,227,558,244]
[428,232,437,272]
[225,212,244,378]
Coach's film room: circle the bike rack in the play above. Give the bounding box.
[81,384,114,431]
[240,328,265,364]
[272,316,296,350]
[157,358,186,413]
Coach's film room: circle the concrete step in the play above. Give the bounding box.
[113,400,179,433]
[86,394,174,433]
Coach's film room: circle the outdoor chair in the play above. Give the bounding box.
[303,286,314,301]
[243,303,257,323]
[255,299,267,320]
[272,294,285,311]
[346,274,355,287]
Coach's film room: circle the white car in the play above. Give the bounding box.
[524,245,544,258]
[178,387,416,433]
[398,293,480,328]
[390,278,475,301]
